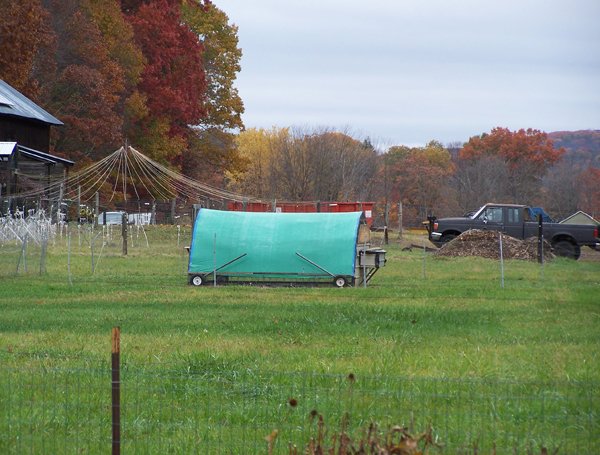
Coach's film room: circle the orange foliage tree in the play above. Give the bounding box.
[458,127,564,204]
[382,141,455,222]
[0,0,54,99]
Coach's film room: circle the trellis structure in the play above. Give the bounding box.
[1,145,256,219]
[15,145,252,203]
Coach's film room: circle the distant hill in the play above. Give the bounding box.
[548,130,600,168]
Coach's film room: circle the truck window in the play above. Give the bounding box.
[507,208,521,223]
[481,207,503,222]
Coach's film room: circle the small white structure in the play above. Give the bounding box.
[559,211,599,226]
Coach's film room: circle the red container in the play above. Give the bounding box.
[227,200,375,226]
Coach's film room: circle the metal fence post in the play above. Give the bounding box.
[499,232,505,289]
[112,327,121,455]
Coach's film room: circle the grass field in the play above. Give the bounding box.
[1,225,599,453]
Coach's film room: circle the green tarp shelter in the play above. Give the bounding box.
[188,209,362,286]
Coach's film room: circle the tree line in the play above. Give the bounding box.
[1,0,244,188]
[1,1,598,223]
[230,127,599,225]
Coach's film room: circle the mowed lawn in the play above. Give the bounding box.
[0,226,598,381]
[1,226,599,453]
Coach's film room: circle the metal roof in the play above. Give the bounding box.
[0,79,63,125]
[0,142,73,166]
[0,141,17,156]
[17,144,74,166]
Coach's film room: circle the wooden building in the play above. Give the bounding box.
[0,80,73,200]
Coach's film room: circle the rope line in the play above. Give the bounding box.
[7,146,257,204]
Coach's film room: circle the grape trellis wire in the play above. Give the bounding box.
[11,145,257,205]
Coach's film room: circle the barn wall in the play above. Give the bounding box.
[0,116,51,152]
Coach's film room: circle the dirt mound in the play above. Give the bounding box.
[434,229,554,261]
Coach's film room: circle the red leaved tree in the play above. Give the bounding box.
[382,141,456,224]
[0,0,55,100]
[126,0,207,165]
[458,127,564,205]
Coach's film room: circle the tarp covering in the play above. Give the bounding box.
[188,209,361,280]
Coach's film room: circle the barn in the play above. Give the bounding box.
[0,79,73,204]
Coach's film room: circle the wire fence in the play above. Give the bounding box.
[0,220,191,279]
[0,356,598,454]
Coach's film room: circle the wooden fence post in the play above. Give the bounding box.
[111,327,121,455]
[384,202,390,245]
[122,213,128,256]
[94,192,99,227]
[398,202,403,239]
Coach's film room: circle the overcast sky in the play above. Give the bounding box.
[215,0,600,148]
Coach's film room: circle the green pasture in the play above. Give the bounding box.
[0,225,599,453]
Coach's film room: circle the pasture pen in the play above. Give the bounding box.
[1,221,599,453]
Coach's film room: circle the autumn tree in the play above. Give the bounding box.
[0,0,54,100]
[36,0,147,161]
[227,127,285,198]
[126,0,207,164]
[230,127,377,201]
[577,166,600,218]
[452,155,511,211]
[305,131,377,201]
[182,0,243,131]
[457,127,564,205]
[541,161,582,220]
[383,141,455,221]
[268,128,378,201]
[181,0,246,182]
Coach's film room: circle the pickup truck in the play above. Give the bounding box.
[427,203,600,259]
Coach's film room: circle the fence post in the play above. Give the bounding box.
[112,327,121,455]
[384,203,389,245]
[94,192,99,227]
[499,232,505,289]
[537,214,543,264]
[122,213,128,256]
[57,183,64,224]
[171,198,176,225]
[77,186,81,224]
[398,202,403,239]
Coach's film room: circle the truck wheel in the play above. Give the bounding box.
[553,240,580,260]
[190,275,204,286]
[440,233,457,243]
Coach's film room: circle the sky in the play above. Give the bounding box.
[215,0,600,149]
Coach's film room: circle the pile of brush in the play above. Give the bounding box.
[434,229,554,261]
